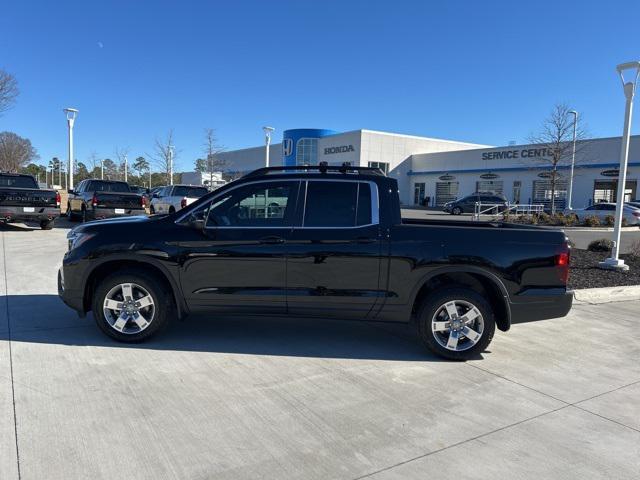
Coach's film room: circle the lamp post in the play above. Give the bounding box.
[168,145,174,185]
[101,159,104,180]
[567,110,578,210]
[263,126,275,167]
[63,108,78,190]
[124,154,128,182]
[600,61,640,271]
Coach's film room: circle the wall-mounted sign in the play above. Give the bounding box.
[324,145,355,155]
[438,174,456,181]
[479,173,499,179]
[282,139,293,156]
[599,169,628,177]
[482,147,551,161]
[537,171,553,178]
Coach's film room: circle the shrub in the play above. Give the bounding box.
[536,212,550,224]
[549,213,571,226]
[629,239,640,258]
[604,215,615,226]
[564,213,578,226]
[583,215,601,227]
[622,217,628,227]
[588,238,614,252]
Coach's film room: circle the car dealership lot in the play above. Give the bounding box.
[1,222,639,479]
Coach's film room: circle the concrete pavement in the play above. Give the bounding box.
[1,221,639,479]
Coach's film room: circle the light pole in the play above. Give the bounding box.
[600,61,640,271]
[567,110,578,210]
[168,145,175,185]
[124,154,128,183]
[101,159,104,180]
[63,108,78,190]
[263,126,275,167]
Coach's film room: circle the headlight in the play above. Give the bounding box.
[67,230,95,251]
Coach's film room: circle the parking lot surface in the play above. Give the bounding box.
[1,221,639,479]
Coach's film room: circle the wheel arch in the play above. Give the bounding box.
[410,267,511,332]
[82,257,187,320]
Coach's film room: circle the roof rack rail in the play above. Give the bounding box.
[243,162,385,178]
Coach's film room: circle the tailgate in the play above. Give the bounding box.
[0,188,57,207]
[95,192,142,209]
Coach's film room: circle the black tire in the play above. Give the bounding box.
[82,207,89,223]
[416,287,496,360]
[40,219,54,230]
[452,207,463,215]
[149,205,155,214]
[168,206,176,214]
[67,204,79,222]
[92,269,173,343]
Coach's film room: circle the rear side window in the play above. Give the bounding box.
[304,181,374,227]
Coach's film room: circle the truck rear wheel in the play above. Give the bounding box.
[417,287,495,360]
[92,270,172,343]
[40,219,54,230]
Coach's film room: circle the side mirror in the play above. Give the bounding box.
[68,189,75,195]
[152,193,159,199]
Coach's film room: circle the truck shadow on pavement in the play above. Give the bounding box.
[0,294,456,362]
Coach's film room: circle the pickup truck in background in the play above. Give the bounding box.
[0,173,60,229]
[149,184,209,214]
[67,179,146,222]
[59,165,572,360]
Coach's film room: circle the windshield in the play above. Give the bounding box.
[91,181,131,193]
[0,175,38,189]
[174,186,208,198]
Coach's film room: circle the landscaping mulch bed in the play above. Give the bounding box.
[569,249,640,289]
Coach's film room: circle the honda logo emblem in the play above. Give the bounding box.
[282,139,293,156]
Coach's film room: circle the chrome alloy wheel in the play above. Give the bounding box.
[431,300,484,352]
[102,283,155,334]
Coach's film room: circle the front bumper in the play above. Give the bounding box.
[0,206,60,223]
[509,289,573,324]
[58,266,86,317]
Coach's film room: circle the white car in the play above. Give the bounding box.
[149,184,209,214]
[565,203,640,225]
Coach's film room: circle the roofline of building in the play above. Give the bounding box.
[408,161,640,176]
[353,129,493,147]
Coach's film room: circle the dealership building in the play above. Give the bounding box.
[216,128,640,209]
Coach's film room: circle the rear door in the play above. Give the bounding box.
[286,179,382,319]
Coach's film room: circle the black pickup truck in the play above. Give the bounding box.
[59,165,572,360]
[67,179,145,222]
[0,173,60,229]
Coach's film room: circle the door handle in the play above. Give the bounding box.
[259,236,285,245]
[352,237,376,244]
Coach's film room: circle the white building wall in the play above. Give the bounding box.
[216,143,283,173]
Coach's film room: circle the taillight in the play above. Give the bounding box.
[180,197,187,209]
[55,191,61,207]
[141,196,146,207]
[92,194,98,207]
[556,243,571,284]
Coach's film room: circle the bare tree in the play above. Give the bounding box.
[115,146,130,181]
[527,103,590,213]
[0,131,37,172]
[200,128,226,187]
[150,130,177,185]
[87,151,100,173]
[0,69,19,116]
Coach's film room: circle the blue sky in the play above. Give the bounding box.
[1,0,639,172]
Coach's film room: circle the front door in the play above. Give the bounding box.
[179,180,300,315]
[287,180,382,319]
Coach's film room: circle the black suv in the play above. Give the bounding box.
[443,193,509,215]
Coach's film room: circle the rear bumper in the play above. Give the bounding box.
[89,207,146,219]
[509,289,573,324]
[0,206,60,223]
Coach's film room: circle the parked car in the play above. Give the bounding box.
[564,203,640,225]
[67,179,146,222]
[443,192,509,215]
[60,165,573,360]
[0,173,60,229]
[149,184,209,214]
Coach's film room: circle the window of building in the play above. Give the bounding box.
[368,161,389,174]
[593,180,637,203]
[532,179,568,210]
[435,182,459,206]
[512,181,521,204]
[207,181,295,227]
[414,183,425,205]
[296,138,318,165]
[476,180,504,195]
[304,181,373,227]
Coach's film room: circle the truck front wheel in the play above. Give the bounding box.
[92,270,172,343]
[417,287,495,360]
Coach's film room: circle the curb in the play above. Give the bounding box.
[573,285,640,305]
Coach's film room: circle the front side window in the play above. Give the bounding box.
[296,138,318,165]
[304,181,374,227]
[207,181,296,227]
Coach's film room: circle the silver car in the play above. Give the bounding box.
[565,203,640,225]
